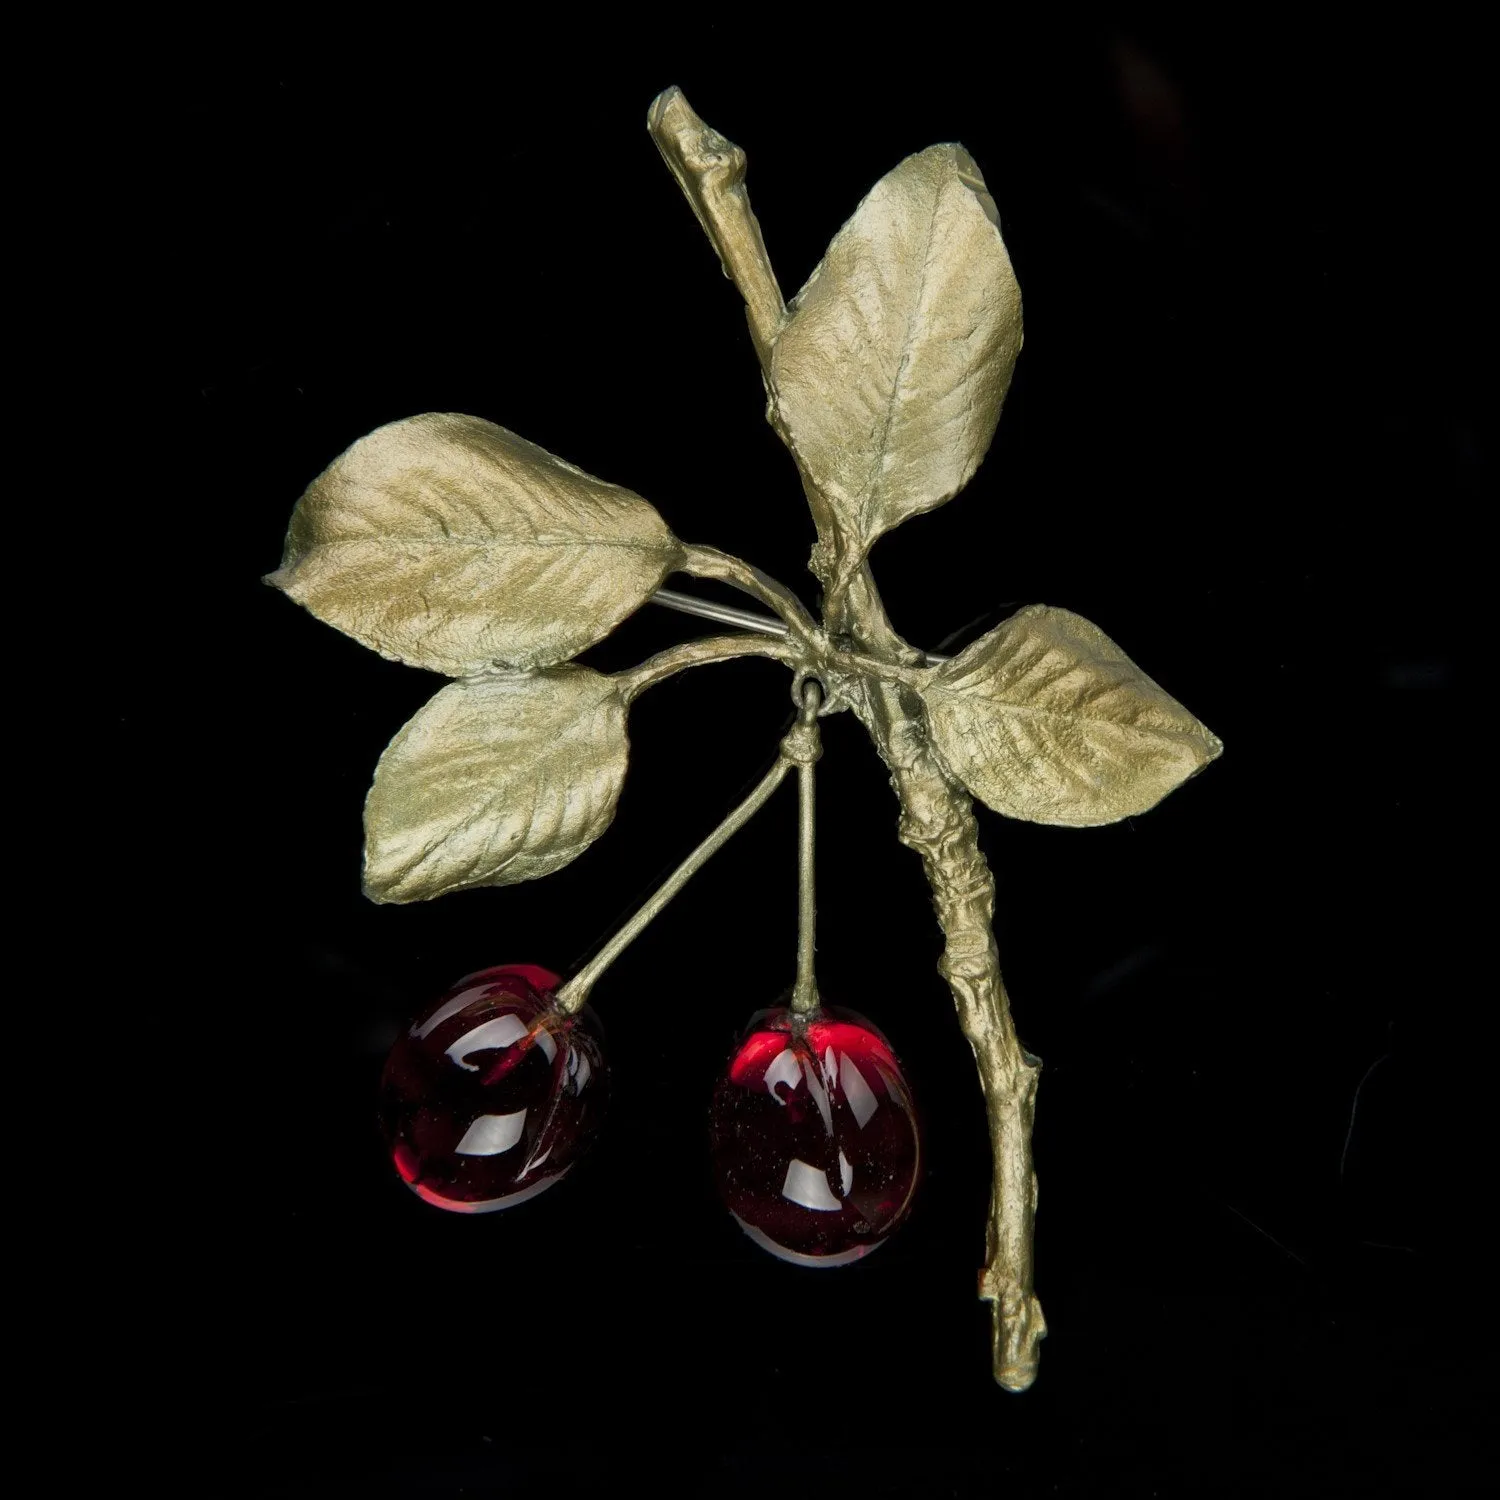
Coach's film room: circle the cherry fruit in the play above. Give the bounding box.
[379,964,607,1212]
[710,1005,921,1265]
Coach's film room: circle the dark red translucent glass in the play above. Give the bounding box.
[710,1005,920,1265]
[379,964,607,1213]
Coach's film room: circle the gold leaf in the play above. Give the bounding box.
[770,145,1022,573]
[363,666,628,903]
[268,413,683,675]
[921,607,1222,827]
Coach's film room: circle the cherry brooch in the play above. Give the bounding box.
[269,88,1221,1389]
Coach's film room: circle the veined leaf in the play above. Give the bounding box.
[770,144,1022,572]
[268,413,682,675]
[921,606,1221,827]
[363,667,628,903]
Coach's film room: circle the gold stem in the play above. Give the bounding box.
[859,676,1045,1391]
[789,680,823,1014]
[647,87,786,368]
[827,561,916,662]
[834,559,1044,1390]
[652,92,1044,1389]
[681,542,821,640]
[555,756,793,1015]
[617,633,802,701]
[619,626,925,710]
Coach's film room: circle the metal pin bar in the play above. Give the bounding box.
[650,587,792,638]
[649,587,949,664]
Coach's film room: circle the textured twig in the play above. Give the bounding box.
[831,566,1045,1389]
[648,88,785,367]
[652,90,1046,1389]
[858,677,1045,1390]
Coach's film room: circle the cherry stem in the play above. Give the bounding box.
[790,679,822,1015]
[555,753,793,1016]
[557,679,827,1018]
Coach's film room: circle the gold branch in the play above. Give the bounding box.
[617,633,802,702]
[648,87,786,368]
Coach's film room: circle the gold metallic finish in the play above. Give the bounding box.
[556,689,823,1018]
[859,672,1046,1388]
[272,87,1221,1390]
[921,605,1223,827]
[362,666,629,904]
[790,679,824,1016]
[617,631,802,700]
[644,87,1213,1388]
[555,755,791,1016]
[769,145,1023,599]
[650,586,954,667]
[679,542,822,642]
[268,413,682,676]
[648,87,786,365]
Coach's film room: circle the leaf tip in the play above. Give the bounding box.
[360,859,406,906]
[950,145,1001,229]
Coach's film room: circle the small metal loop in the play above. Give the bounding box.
[780,677,824,765]
[791,667,831,718]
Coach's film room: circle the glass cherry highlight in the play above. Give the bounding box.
[379,964,607,1212]
[710,1005,921,1265]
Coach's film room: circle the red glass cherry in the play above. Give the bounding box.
[710,1005,921,1265]
[379,964,607,1213]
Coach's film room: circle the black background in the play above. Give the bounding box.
[128,16,1485,1495]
